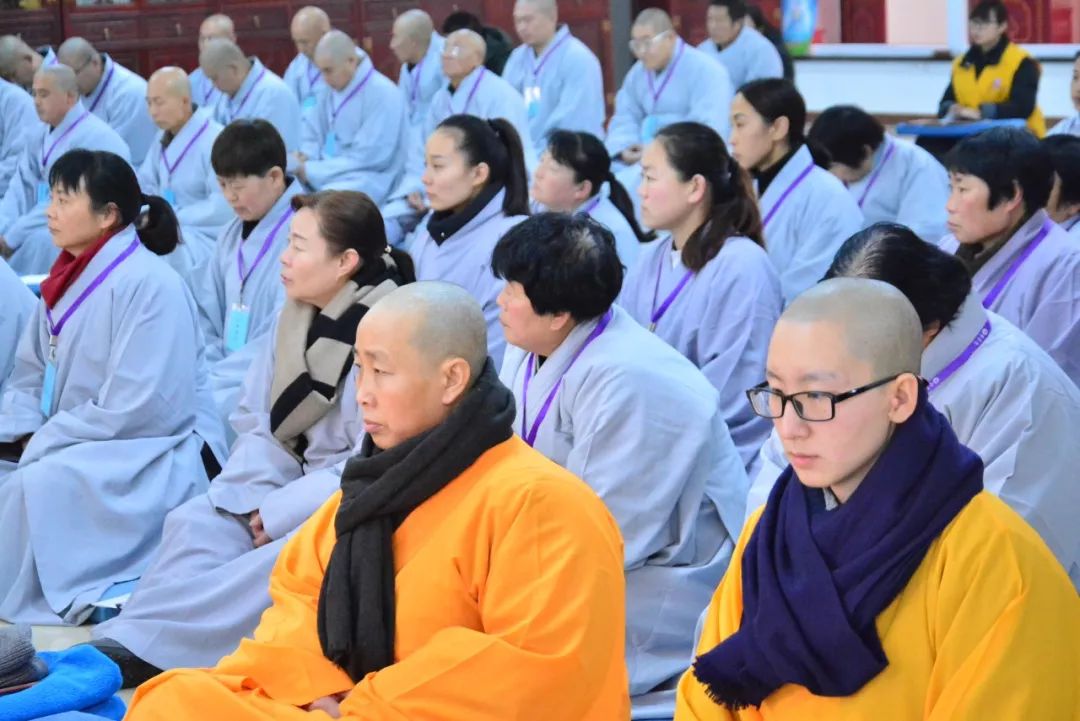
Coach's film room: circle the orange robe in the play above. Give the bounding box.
[676,492,1080,720]
[126,437,631,720]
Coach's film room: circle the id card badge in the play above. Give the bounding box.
[36,182,49,205]
[302,95,317,111]
[40,360,57,417]
[224,304,251,354]
[163,188,177,207]
[324,131,338,158]
[525,86,541,120]
[642,116,659,145]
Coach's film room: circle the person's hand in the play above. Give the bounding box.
[406,191,427,212]
[954,105,982,121]
[306,692,348,717]
[0,236,11,259]
[249,511,271,548]
[621,144,643,165]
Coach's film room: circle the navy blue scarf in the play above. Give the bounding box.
[693,389,983,709]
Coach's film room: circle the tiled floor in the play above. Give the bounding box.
[0,621,136,704]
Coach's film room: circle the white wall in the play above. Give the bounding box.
[794,57,1075,119]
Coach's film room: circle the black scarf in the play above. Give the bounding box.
[693,389,983,709]
[753,146,799,196]
[317,359,515,681]
[425,182,502,245]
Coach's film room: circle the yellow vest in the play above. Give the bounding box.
[951,41,1046,137]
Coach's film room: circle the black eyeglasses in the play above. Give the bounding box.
[745,374,902,422]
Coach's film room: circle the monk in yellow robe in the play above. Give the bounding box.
[677,278,1080,721]
[125,281,631,720]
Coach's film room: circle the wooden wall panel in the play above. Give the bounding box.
[968,0,1052,42]
[841,0,886,42]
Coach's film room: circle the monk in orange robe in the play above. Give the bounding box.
[125,281,631,720]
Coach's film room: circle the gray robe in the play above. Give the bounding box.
[500,306,748,719]
[397,32,447,135]
[0,227,207,624]
[747,294,1080,588]
[0,101,131,275]
[212,58,301,153]
[193,180,303,435]
[696,26,783,90]
[0,78,38,198]
[83,54,156,165]
[618,236,782,471]
[92,315,361,668]
[939,210,1080,387]
[0,257,35,394]
[137,108,231,281]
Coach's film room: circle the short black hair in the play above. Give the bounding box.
[970,0,1008,24]
[825,222,972,331]
[945,127,1051,213]
[1043,134,1080,207]
[442,11,483,35]
[808,105,885,168]
[491,212,622,322]
[211,119,286,178]
[709,0,748,21]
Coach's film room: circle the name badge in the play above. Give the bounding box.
[40,360,57,417]
[524,86,542,120]
[163,188,177,207]
[642,116,660,145]
[324,131,338,158]
[37,182,50,205]
[302,95,317,111]
[225,303,251,354]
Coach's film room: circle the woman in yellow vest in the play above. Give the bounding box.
[938,0,1045,137]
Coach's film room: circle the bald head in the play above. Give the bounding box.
[394,9,434,42]
[148,67,191,99]
[36,64,78,95]
[781,278,923,377]
[291,6,331,59]
[56,37,96,67]
[367,282,488,382]
[199,14,236,49]
[634,8,674,33]
[314,29,356,65]
[516,0,558,18]
[0,36,27,79]
[443,29,486,82]
[147,67,194,131]
[33,65,79,126]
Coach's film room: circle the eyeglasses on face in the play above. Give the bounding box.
[629,29,671,55]
[745,374,903,422]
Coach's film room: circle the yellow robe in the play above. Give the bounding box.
[126,437,631,720]
[951,42,1046,137]
[676,492,1080,720]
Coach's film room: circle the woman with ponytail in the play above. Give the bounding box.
[411,114,529,365]
[0,149,214,624]
[531,130,654,269]
[730,78,863,302]
[619,121,782,469]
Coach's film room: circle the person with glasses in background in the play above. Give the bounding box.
[606,8,734,218]
[676,278,1080,721]
[937,1,1044,136]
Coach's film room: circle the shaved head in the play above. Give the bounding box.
[444,29,486,78]
[200,14,236,46]
[200,38,246,73]
[516,0,558,18]
[148,67,191,99]
[367,282,488,382]
[781,278,923,377]
[314,29,357,65]
[293,5,331,34]
[56,36,96,67]
[394,9,434,42]
[36,64,78,95]
[634,8,674,33]
[0,35,28,78]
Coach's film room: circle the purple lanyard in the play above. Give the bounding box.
[857,141,895,208]
[230,69,267,120]
[46,237,139,340]
[87,65,114,113]
[454,68,486,115]
[529,32,570,81]
[982,219,1051,309]
[927,319,991,392]
[306,57,321,93]
[331,65,374,122]
[161,120,209,180]
[646,40,684,111]
[762,162,814,228]
[521,309,612,446]
[1064,215,1080,232]
[579,196,602,216]
[237,207,294,293]
[41,111,90,168]
[409,57,426,104]
[649,248,694,331]
[201,81,216,105]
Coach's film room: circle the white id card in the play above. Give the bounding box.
[225,304,251,354]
